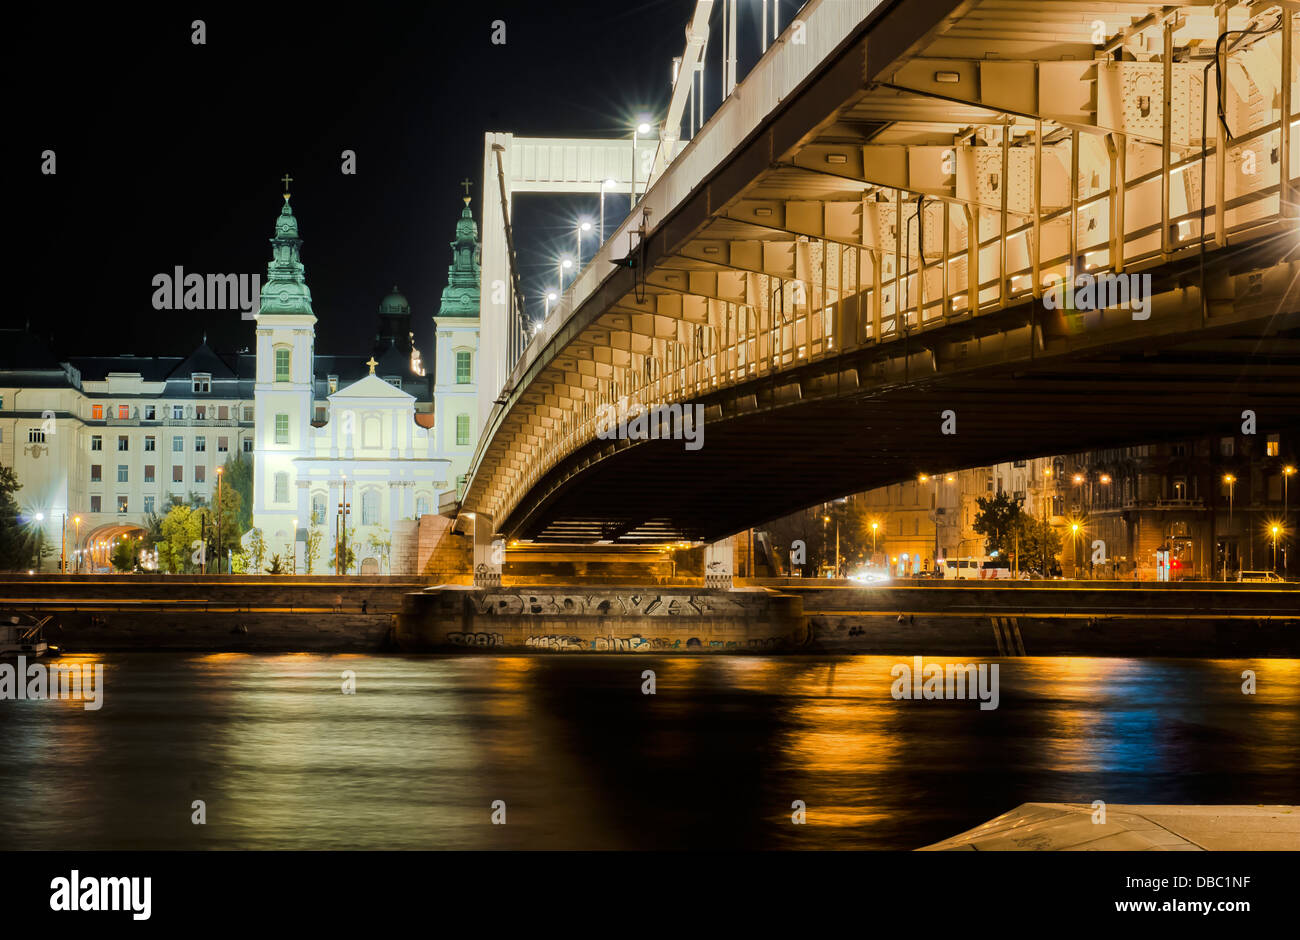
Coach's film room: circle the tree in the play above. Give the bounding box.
[305,527,324,574]
[366,533,391,574]
[330,524,357,574]
[1014,514,1064,576]
[222,454,254,536]
[110,538,139,573]
[246,528,266,574]
[0,465,24,571]
[212,481,243,569]
[158,504,198,573]
[266,553,285,575]
[972,492,1022,562]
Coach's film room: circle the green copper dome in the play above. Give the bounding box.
[437,197,480,318]
[258,194,316,319]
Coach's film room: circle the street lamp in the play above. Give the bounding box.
[871,520,879,556]
[631,118,653,205]
[600,178,617,243]
[216,465,224,575]
[1223,473,1236,580]
[544,290,558,318]
[558,255,574,292]
[1271,523,1281,571]
[576,219,593,270]
[1285,465,1295,573]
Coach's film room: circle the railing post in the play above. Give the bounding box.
[1161,16,1174,259]
[1032,119,1042,297]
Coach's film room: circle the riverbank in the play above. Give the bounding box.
[1,576,1296,655]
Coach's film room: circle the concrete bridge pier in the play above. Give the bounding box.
[471,513,501,588]
[705,541,733,589]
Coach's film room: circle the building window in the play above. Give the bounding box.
[172,435,183,452]
[144,495,155,514]
[195,465,206,483]
[118,496,128,514]
[327,375,338,394]
[144,435,156,451]
[275,348,291,382]
[145,405,156,420]
[1220,436,1235,457]
[385,376,402,390]
[218,436,229,452]
[243,406,254,421]
[455,351,472,384]
[90,465,102,482]
[173,405,184,420]
[90,495,101,513]
[91,404,103,420]
[117,465,128,483]
[416,496,428,518]
[192,373,211,393]
[144,465,155,483]
[361,490,379,525]
[118,405,129,420]
[315,406,327,423]
[118,435,129,451]
[91,435,103,451]
[242,438,253,453]
[173,465,183,483]
[275,414,289,444]
[1013,459,1026,468]
[218,405,229,420]
[1267,434,1280,457]
[311,494,326,526]
[195,405,207,420]
[28,428,45,444]
[455,413,470,446]
[195,436,206,452]
[274,472,289,503]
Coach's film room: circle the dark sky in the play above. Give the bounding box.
[16,1,790,361]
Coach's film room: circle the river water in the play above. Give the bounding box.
[1,653,1297,850]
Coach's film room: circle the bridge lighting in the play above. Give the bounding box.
[1099,474,1112,485]
[1073,474,1084,484]
[631,116,656,204]
[576,219,593,268]
[545,289,558,317]
[558,255,574,291]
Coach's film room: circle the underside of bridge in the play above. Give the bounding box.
[465,0,1300,544]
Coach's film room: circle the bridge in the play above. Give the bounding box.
[463,0,1300,553]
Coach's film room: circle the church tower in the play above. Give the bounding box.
[252,192,316,548]
[432,194,481,496]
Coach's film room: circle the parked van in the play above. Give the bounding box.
[1237,570,1285,583]
[944,559,983,580]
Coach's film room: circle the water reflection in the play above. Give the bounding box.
[0,654,1296,850]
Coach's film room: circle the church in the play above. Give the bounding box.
[0,191,481,575]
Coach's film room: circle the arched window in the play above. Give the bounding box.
[274,348,291,383]
[361,490,380,526]
[311,493,326,526]
[415,496,429,518]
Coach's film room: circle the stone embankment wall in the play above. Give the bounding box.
[395,586,807,652]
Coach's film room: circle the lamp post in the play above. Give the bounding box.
[1272,524,1281,571]
[1285,465,1295,573]
[215,465,224,575]
[291,518,298,575]
[600,178,617,243]
[544,290,557,318]
[32,513,45,572]
[336,475,351,576]
[558,256,573,292]
[576,220,592,270]
[1223,473,1236,580]
[73,516,81,573]
[631,120,651,205]
[871,520,879,557]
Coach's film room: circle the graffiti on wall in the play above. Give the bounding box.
[523,634,785,652]
[468,593,747,617]
[447,632,505,647]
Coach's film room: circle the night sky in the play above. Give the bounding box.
[16,1,790,362]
